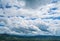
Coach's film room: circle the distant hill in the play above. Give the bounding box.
[0,34,60,41]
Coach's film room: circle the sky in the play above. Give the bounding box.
[0,0,60,36]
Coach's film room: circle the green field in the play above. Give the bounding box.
[0,34,60,41]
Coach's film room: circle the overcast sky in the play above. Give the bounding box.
[0,0,60,36]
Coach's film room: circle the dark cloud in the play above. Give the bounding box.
[25,0,51,9]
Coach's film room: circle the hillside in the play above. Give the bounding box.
[0,34,60,41]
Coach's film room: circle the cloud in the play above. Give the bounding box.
[0,0,60,36]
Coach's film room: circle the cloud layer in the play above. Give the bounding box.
[0,0,60,36]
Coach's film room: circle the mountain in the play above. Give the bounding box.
[0,34,60,41]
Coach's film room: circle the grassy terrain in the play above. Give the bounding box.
[0,34,60,41]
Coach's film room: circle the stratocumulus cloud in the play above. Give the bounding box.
[0,0,60,36]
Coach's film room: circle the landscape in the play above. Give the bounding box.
[0,0,60,41]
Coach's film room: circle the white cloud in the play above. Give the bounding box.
[0,0,60,36]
